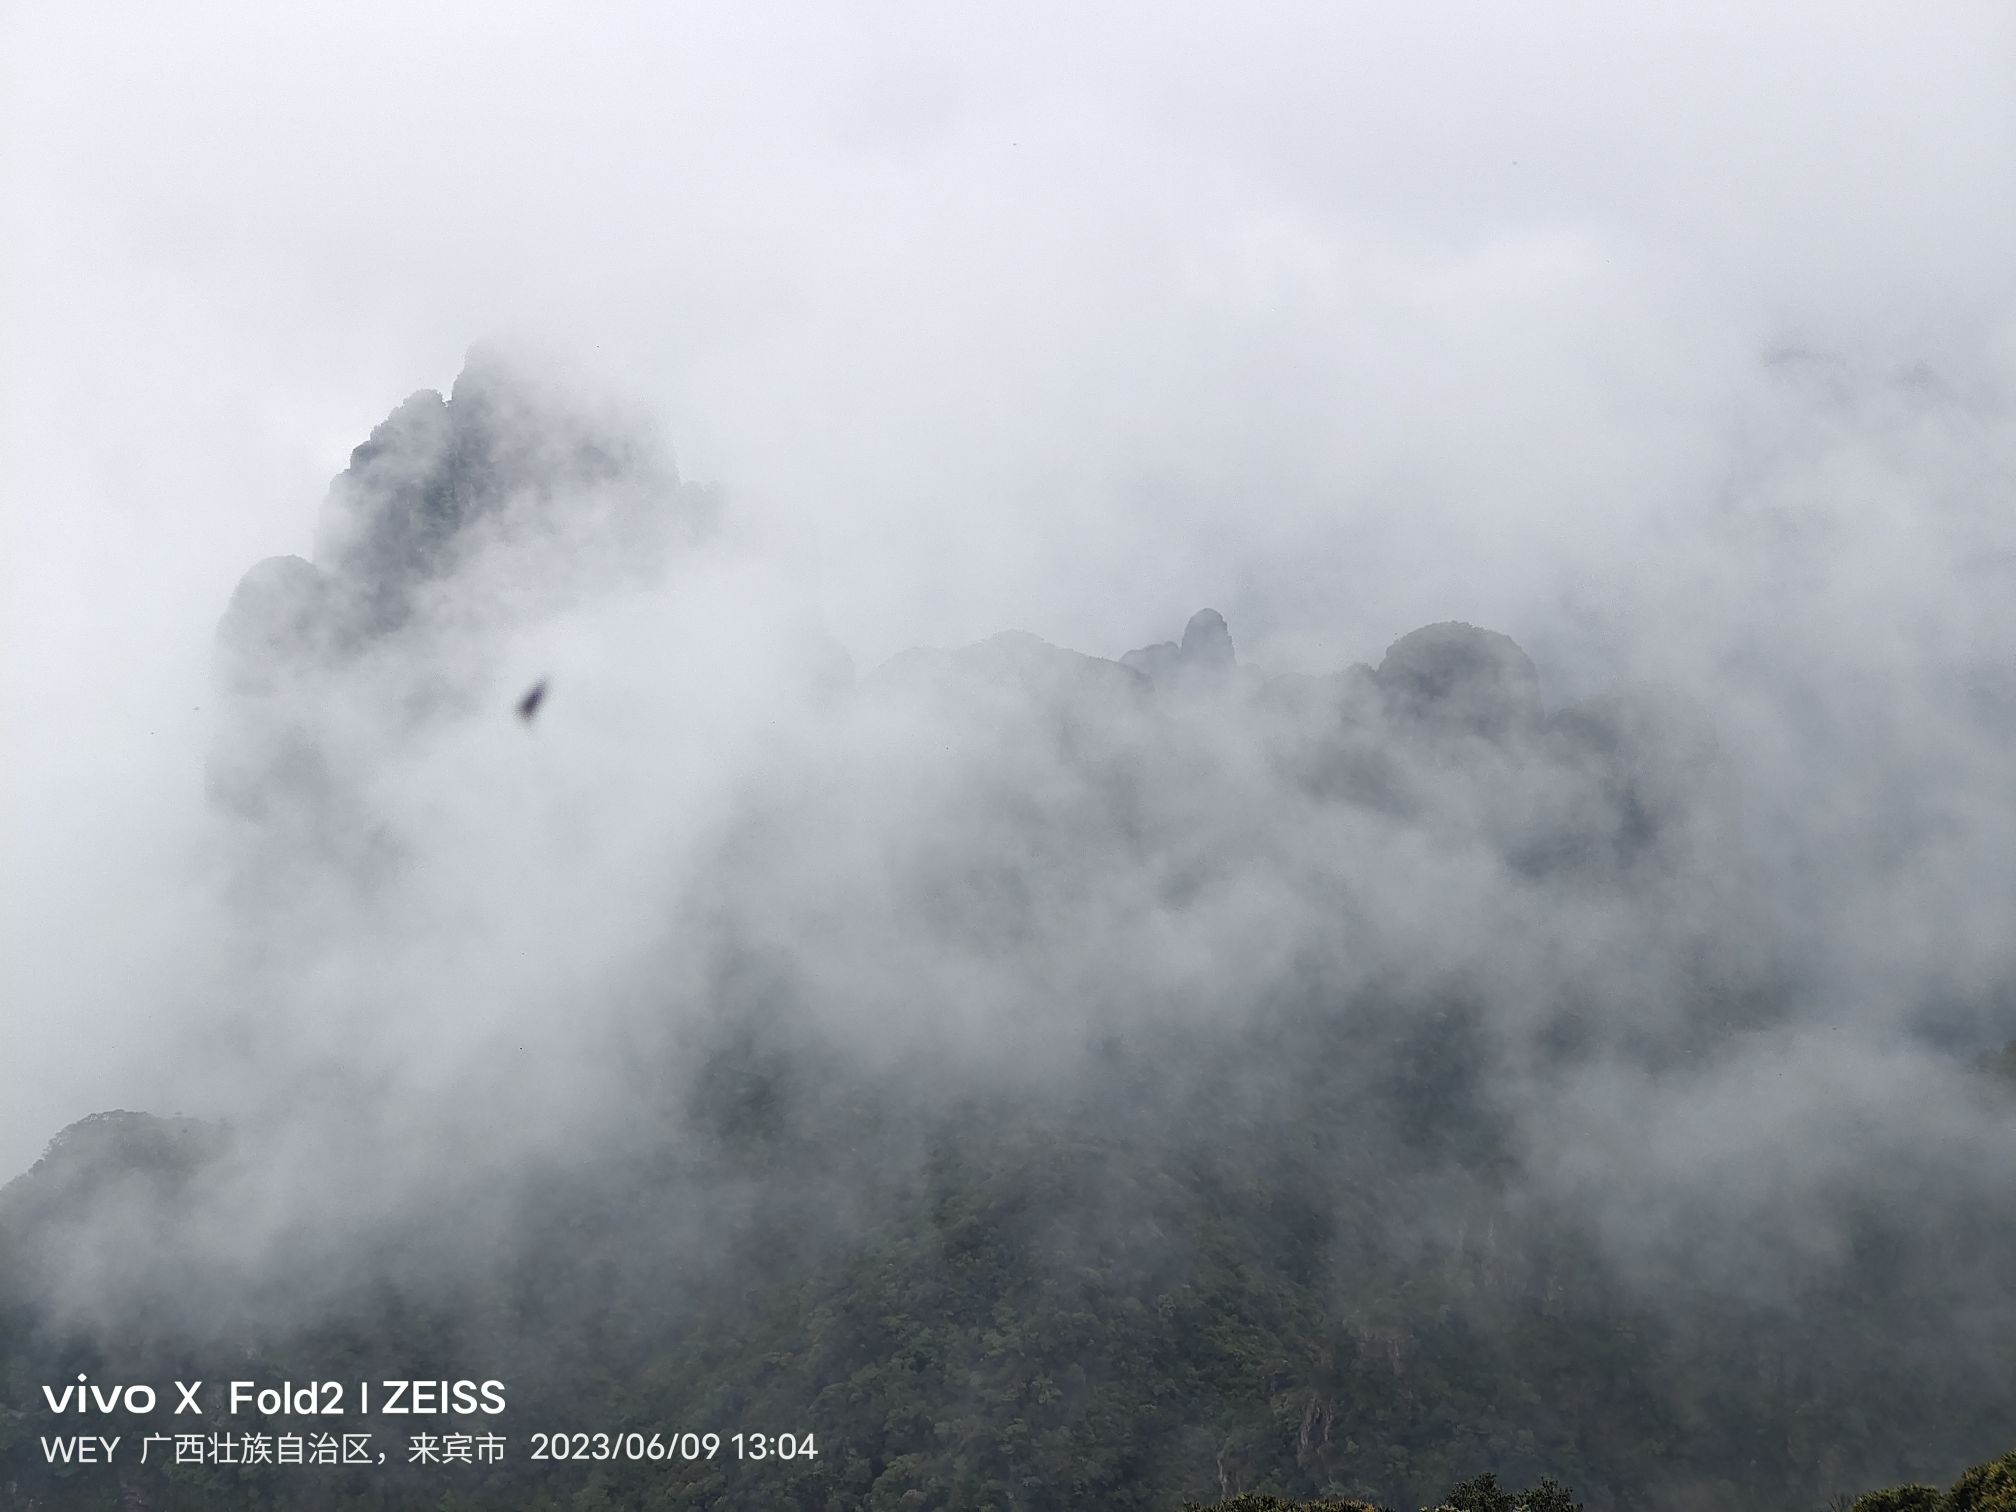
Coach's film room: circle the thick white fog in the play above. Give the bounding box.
[3,0,2013,1224]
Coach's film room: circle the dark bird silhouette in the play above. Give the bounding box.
[517,679,549,723]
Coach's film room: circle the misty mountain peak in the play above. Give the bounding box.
[308,348,691,632]
[1376,621,1541,738]
[1180,607,1234,670]
[1123,606,1237,688]
[207,352,718,828]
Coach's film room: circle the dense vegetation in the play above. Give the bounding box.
[5,359,2012,1511]
[4,1023,2013,1511]
[1180,1448,2016,1512]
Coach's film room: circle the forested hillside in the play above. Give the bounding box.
[3,358,2012,1512]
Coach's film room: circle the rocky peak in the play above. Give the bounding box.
[1375,621,1541,738]
[310,348,674,632]
[1122,606,1237,689]
[1179,607,1235,671]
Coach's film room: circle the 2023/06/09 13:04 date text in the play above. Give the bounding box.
[529,1430,818,1463]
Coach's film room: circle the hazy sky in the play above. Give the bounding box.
[3,2,2015,1175]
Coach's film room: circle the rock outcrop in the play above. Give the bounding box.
[208,347,711,822]
[311,348,700,634]
[1374,621,1541,739]
[1122,607,1237,689]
